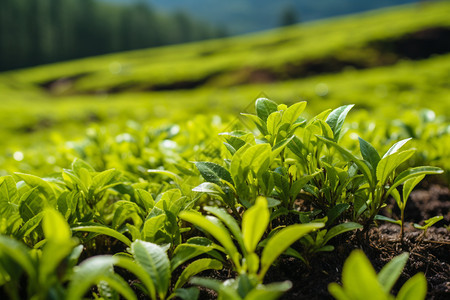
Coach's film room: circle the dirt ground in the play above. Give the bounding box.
[198,183,450,300]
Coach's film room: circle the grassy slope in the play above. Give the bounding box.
[5,1,450,90]
[0,1,449,159]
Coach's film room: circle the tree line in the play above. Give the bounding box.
[0,0,227,71]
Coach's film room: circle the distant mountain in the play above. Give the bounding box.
[103,0,420,34]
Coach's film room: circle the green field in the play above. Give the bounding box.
[1,1,449,175]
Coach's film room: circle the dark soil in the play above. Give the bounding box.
[198,183,450,300]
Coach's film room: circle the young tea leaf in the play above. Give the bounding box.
[396,273,427,300]
[323,222,362,245]
[71,225,132,246]
[377,252,409,293]
[376,149,415,185]
[260,223,324,279]
[382,138,412,159]
[174,258,223,290]
[179,211,241,270]
[358,137,381,171]
[194,162,233,184]
[130,240,171,299]
[256,98,278,122]
[242,197,269,254]
[281,102,307,127]
[326,104,354,141]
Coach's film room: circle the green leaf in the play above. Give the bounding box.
[242,143,272,176]
[15,173,56,204]
[414,216,443,230]
[328,282,351,300]
[72,158,95,173]
[260,223,324,279]
[267,111,283,136]
[113,255,156,299]
[147,169,183,184]
[378,252,408,293]
[43,208,71,243]
[71,225,132,246]
[396,273,427,300]
[0,176,20,229]
[0,235,36,279]
[282,102,307,127]
[194,162,233,184]
[240,113,268,136]
[67,256,137,300]
[387,166,443,194]
[171,237,225,271]
[170,287,200,300]
[256,98,278,122]
[290,171,321,199]
[316,136,373,186]
[245,281,292,300]
[16,212,44,239]
[19,188,43,222]
[358,137,381,171]
[341,250,386,299]
[130,240,171,299]
[374,215,402,225]
[287,136,305,159]
[174,258,223,290]
[326,203,350,226]
[192,182,224,195]
[98,280,119,300]
[376,149,415,185]
[272,136,293,158]
[40,208,76,287]
[323,222,362,244]
[179,211,241,270]
[93,169,121,192]
[242,197,269,254]
[204,206,245,256]
[189,277,232,296]
[402,175,425,205]
[382,138,412,159]
[135,188,155,211]
[326,104,354,141]
[0,176,18,207]
[143,214,167,243]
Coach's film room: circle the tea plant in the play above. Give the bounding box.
[329,250,427,300]
[0,208,80,300]
[190,274,292,300]
[413,216,444,238]
[317,132,443,228]
[67,240,222,300]
[374,174,443,241]
[180,197,323,292]
[0,95,446,299]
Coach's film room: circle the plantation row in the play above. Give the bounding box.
[0,98,444,299]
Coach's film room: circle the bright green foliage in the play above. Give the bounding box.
[329,250,427,300]
[0,95,444,299]
[413,216,444,237]
[318,134,443,226]
[191,274,292,300]
[0,208,79,300]
[180,197,324,282]
[67,240,222,300]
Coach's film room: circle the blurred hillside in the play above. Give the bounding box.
[105,0,420,34]
[0,0,226,71]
